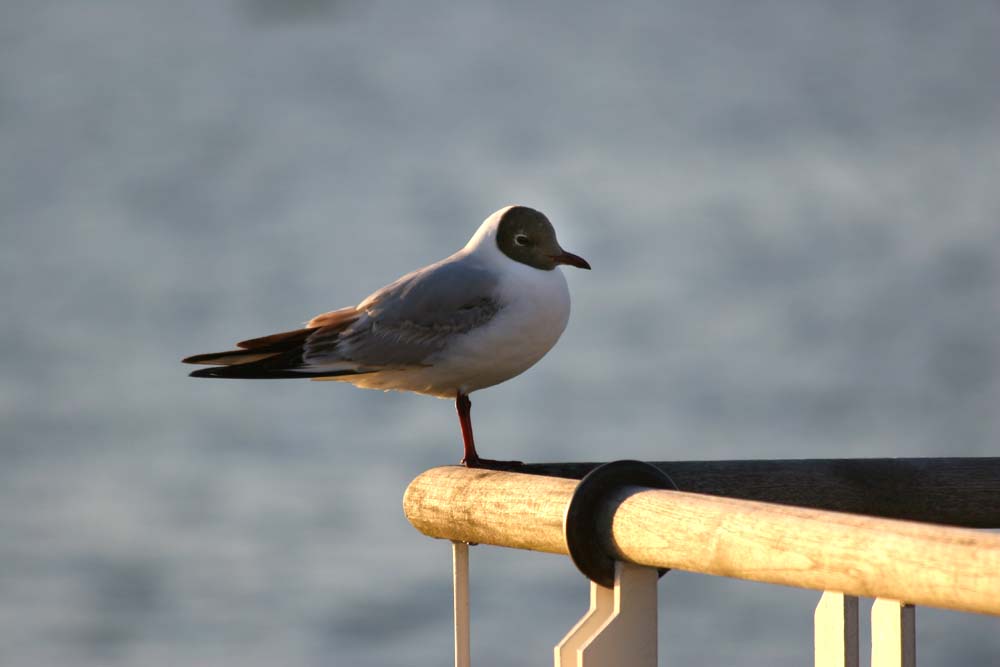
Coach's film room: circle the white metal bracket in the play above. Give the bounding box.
[554,561,660,667]
[452,541,471,667]
[871,598,915,667]
[815,591,860,667]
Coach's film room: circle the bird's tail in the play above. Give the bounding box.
[182,308,364,380]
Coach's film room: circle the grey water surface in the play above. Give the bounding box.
[2,1,998,665]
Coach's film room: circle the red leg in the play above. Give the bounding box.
[455,391,523,469]
[456,392,480,466]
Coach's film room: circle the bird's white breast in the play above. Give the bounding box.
[439,261,571,395]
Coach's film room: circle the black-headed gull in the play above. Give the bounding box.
[183,205,590,467]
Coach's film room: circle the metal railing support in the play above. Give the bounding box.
[555,562,659,667]
[453,542,471,667]
[871,599,915,667]
[815,592,859,667]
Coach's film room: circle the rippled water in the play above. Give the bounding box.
[2,1,998,665]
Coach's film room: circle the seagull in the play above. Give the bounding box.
[182,205,590,467]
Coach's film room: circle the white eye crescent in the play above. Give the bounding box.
[514,234,530,246]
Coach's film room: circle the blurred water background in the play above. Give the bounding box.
[2,1,998,665]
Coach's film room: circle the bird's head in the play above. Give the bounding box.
[468,205,591,271]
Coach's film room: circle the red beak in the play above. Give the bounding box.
[550,251,591,270]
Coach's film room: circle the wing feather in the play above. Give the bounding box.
[184,255,503,379]
[305,257,502,368]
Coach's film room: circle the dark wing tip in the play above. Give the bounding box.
[187,365,288,379]
[188,367,223,378]
[188,365,365,380]
[183,352,221,365]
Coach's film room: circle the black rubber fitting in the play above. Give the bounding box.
[563,459,678,587]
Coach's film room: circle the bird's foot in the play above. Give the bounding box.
[461,456,525,470]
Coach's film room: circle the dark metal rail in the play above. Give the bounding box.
[511,457,1000,528]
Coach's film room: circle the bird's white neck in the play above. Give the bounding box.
[462,205,517,256]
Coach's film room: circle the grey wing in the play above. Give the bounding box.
[303,257,502,368]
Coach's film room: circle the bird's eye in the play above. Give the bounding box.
[514,234,530,246]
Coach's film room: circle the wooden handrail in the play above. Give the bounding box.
[403,465,1000,616]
